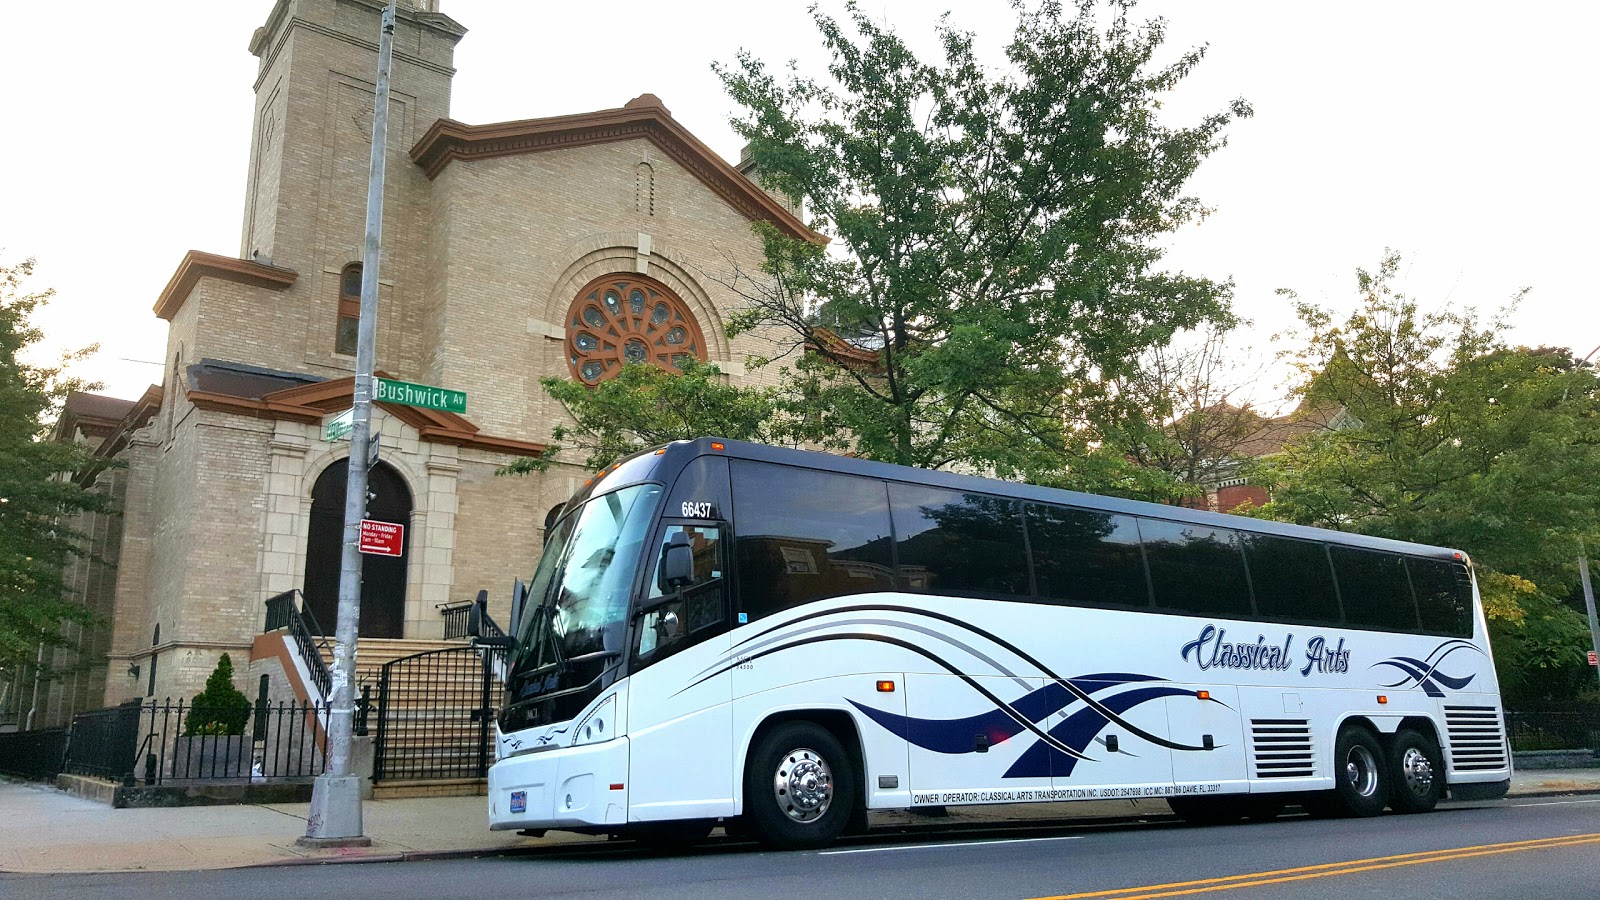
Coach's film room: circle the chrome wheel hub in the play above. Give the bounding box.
[773,748,834,823]
[1400,746,1434,796]
[1344,744,1380,798]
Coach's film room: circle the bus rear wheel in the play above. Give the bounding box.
[1324,725,1388,817]
[744,721,858,850]
[1387,729,1443,814]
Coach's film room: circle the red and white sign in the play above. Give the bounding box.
[1589,650,1598,667]
[358,519,404,557]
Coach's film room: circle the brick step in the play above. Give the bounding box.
[371,778,486,799]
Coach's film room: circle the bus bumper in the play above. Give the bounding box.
[488,737,630,832]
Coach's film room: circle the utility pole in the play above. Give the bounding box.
[300,0,396,849]
[1579,541,1600,696]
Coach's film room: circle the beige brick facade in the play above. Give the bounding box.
[77,0,807,706]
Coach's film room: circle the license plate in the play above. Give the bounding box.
[510,791,527,814]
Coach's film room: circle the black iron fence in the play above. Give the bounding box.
[135,697,334,784]
[63,700,142,783]
[264,589,333,699]
[0,726,71,780]
[374,646,500,781]
[1505,707,1600,753]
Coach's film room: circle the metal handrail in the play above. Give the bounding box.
[263,590,333,700]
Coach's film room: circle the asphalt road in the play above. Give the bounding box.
[6,797,1598,899]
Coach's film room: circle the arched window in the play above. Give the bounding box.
[564,274,707,384]
[336,263,361,355]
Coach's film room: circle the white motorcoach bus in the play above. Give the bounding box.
[485,438,1509,849]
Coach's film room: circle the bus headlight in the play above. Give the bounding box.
[571,694,616,747]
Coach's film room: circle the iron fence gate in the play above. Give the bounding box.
[373,646,503,781]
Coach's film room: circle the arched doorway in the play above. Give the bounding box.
[302,459,412,638]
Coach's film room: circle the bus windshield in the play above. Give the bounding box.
[512,483,662,686]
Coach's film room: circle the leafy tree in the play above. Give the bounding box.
[1248,251,1600,702]
[1092,324,1270,503]
[185,653,251,736]
[714,0,1249,479]
[500,359,789,473]
[0,257,112,675]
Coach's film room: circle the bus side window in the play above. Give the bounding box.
[1140,519,1253,618]
[1331,547,1421,632]
[1407,557,1473,637]
[889,484,1030,599]
[1245,534,1342,626]
[638,525,726,659]
[730,460,894,623]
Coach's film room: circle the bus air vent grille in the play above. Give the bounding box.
[1444,705,1507,771]
[1250,718,1313,778]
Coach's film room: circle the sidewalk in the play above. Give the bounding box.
[2,769,1596,875]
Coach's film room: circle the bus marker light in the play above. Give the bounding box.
[1377,695,1388,704]
[876,680,896,693]
[711,442,725,451]
[654,448,666,455]
[609,783,625,791]
[1196,690,1210,700]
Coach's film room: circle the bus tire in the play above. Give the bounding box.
[1387,729,1443,814]
[1328,725,1388,818]
[744,721,858,850]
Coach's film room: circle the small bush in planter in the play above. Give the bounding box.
[185,653,251,736]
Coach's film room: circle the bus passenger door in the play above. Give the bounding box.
[904,674,1052,808]
[626,521,735,823]
[1165,685,1249,793]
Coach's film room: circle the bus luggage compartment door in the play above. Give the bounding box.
[903,674,1050,808]
[1165,685,1248,793]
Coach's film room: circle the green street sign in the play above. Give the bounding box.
[324,408,354,442]
[375,377,467,414]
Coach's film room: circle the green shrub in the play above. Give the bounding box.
[184,653,251,737]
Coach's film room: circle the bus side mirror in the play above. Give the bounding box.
[467,590,486,638]
[508,579,527,639]
[660,532,694,591]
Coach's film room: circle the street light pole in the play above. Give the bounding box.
[1579,541,1600,697]
[300,0,396,848]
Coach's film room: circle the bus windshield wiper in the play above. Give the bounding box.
[542,603,571,674]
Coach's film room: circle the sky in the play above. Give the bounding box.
[2,1,1596,405]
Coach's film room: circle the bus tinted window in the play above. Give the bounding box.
[1407,557,1473,637]
[731,461,895,622]
[1140,520,1253,618]
[1026,505,1149,608]
[1245,535,1342,626]
[1331,547,1419,631]
[889,484,1030,599]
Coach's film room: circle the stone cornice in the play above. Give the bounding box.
[154,250,298,322]
[79,385,164,485]
[187,373,548,458]
[410,97,825,246]
[250,0,465,90]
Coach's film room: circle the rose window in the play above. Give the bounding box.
[564,275,707,384]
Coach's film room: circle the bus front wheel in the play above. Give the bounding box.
[744,721,859,850]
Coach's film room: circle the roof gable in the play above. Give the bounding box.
[410,94,824,245]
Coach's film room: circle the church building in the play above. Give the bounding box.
[42,0,813,717]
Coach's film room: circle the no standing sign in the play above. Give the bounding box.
[358,519,404,557]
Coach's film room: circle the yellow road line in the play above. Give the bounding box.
[1029,832,1600,900]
